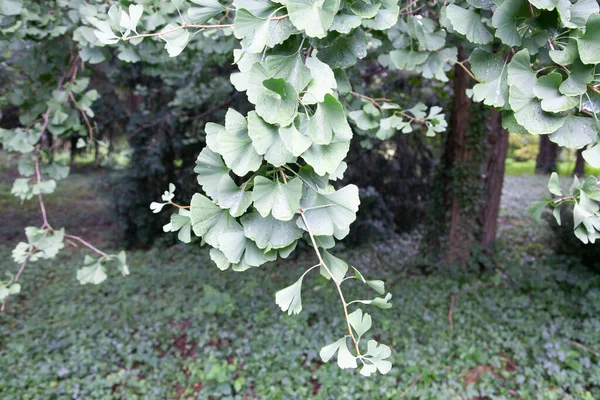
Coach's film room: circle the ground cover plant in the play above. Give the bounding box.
[0,171,599,399]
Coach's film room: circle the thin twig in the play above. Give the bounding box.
[448,282,492,331]
[68,91,95,141]
[64,234,109,258]
[299,210,362,357]
[434,51,481,83]
[400,374,423,398]
[0,253,32,314]
[565,339,600,357]
[34,155,51,229]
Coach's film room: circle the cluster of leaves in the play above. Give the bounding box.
[0,225,599,398]
[530,172,600,243]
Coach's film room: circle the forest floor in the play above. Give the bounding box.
[0,169,598,399]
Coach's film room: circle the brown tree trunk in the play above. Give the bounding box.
[480,109,509,248]
[535,135,559,174]
[574,148,585,176]
[444,47,473,266]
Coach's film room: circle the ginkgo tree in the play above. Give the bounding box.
[1,0,600,376]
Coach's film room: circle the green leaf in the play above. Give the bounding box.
[320,250,348,281]
[265,53,311,93]
[549,38,578,65]
[330,13,363,34]
[563,0,599,28]
[279,123,313,157]
[164,210,193,243]
[217,175,253,217]
[445,5,493,44]
[528,200,548,223]
[217,230,275,270]
[0,0,22,16]
[160,23,190,57]
[307,95,353,145]
[297,184,360,240]
[194,147,230,200]
[317,29,368,68]
[529,0,559,10]
[533,72,579,112]
[577,14,600,64]
[241,212,304,250]
[302,57,337,104]
[583,143,600,167]
[247,111,295,166]
[287,0,339,38]
[348,309,372,339]
[548,172,562,196]
[509,87,566,134]
[77,255,107,285]
[469,48,509,108]
[352,267,386,294]
[255,78,298,126]
[252,176,303,221]
[388,49,428,70]
[361,340,393,375]
[189,193,243,248]
[559,60,594,96]
[217,109,262,176]
[319,338,358,369]
[548,114,598,148]
[553,206,562,225]
[302,140,350,176]
[362,0,400,31]
[275,274,305,315]
[188,0,226,24]
[507,49,537,97]
[406,16,446,51]
[353,292,393,309]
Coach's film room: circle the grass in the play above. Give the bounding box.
[1,171,599,399]
[505,159,600,177]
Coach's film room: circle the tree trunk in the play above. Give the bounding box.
[535,135,559,174]
[443,47,474,266]
[479,109,509,248]
[574,148,585,176]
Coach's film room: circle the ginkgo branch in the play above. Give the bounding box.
[298,210,362,358]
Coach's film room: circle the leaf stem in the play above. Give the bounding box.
[299,210,362,357]
[64,234,109,258]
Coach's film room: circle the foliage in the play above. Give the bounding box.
[2,0,600,377]
[509,132,539,162]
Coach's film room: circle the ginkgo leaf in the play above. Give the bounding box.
[287,0,339,38]
[279,123,313,156]
[275,274,305,315]
[317,29,368,68]
[362,0,399,31]
[559,60,594,96]
[247,111,296,166]
[388,49,428,70]
[509,86,566,134]
[307,95,353,145]
[549,37,578,65]
[160,23,190,57]
[217,175,253,217]
[319,338,358,369]
[255,78,298,126]
[548,172,562,196]
[188,0,226,24]
[77,256,107,285]
[548,114,598,148]
[189,193,243,248]
[576,14,600,64]
[529,0,559,10]
[241,212,304,250]
[492,0,522,46]
[363,340,393,374]
[252,176,303,221]
[583,143,600,167]
[507,49,537,96]
[348,309,372,339]
[194,147,229,200]
[302,140,350,176]
[218,230,275,267]
[320,250,348,281]
[297,184,360,240]
[469,48,509,108]
[265,53,311,93]
[217,109,263,176]
[533,72,579,112]
[445,5,493,44]
[302,57,337,104]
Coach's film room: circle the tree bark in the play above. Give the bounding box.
[443,47,473,266]
[479,109,509,248]
[535,135,559,174]
[574,148,585,176]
